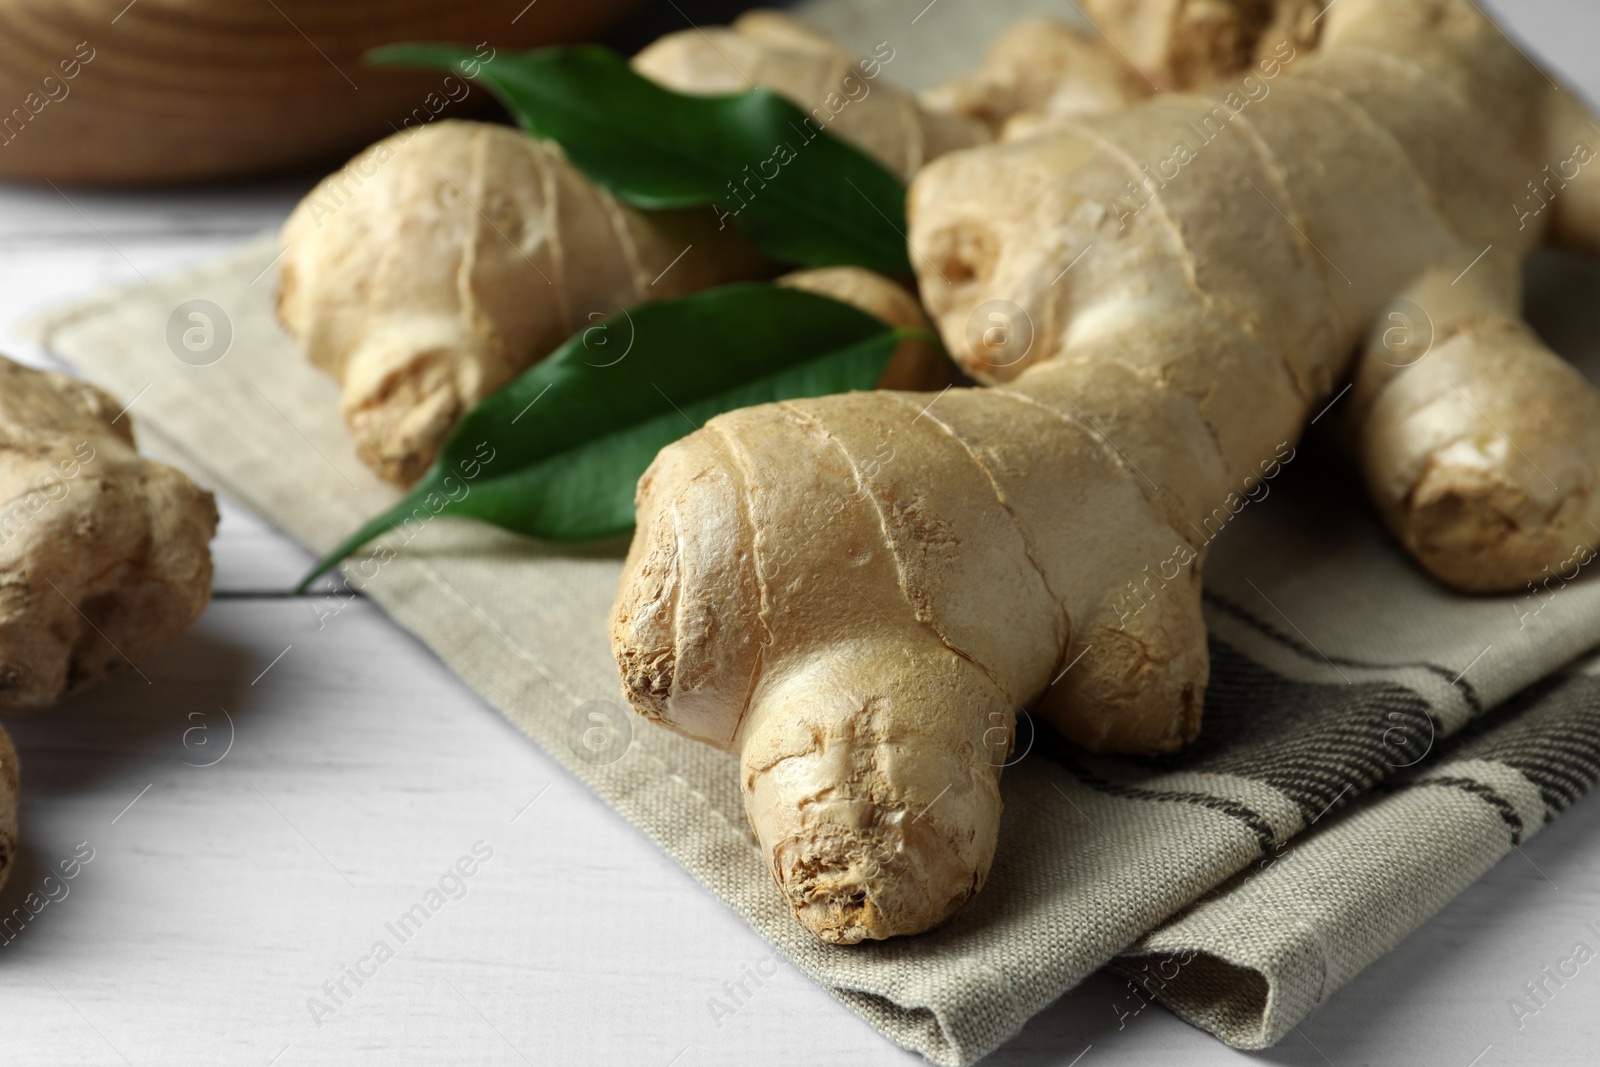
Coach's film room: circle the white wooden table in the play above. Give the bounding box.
[2,2,1598,1064]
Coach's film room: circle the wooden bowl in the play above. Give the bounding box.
[0,0,644,184]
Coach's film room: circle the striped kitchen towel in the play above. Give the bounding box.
[1111,661,1600,1049]
[26,235,1600,1066]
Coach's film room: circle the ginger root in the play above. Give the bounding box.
[943,0,1600,593]
[634,12,986,181]
[0,357,217,708]
[1080,0,1325,91]
[278,120,769,488]
[279,12,985,488]
[944,3,1318,138]
[613,0,1576,941]
[920,17,1151,136]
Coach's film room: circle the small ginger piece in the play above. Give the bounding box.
[920,17,1152,135]
[943,3,1316,138]
[1081,0,1325,90]
[279,13,987,488]
[613,0,1578,942]
[634,11,987,181]
[0,357,217,708]
[775,267,953,392]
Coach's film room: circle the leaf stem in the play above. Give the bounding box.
[293,482,432,594]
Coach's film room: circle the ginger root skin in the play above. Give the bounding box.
[614,0,1568,943]
[0,357,217,709]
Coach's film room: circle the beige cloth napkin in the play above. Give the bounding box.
[25,236,1600,1065]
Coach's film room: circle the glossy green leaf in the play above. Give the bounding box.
[297,284,923,591]
[366,43,912,275]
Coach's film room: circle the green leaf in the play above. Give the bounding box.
[366,43,912,276]
[296,284,919,592]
